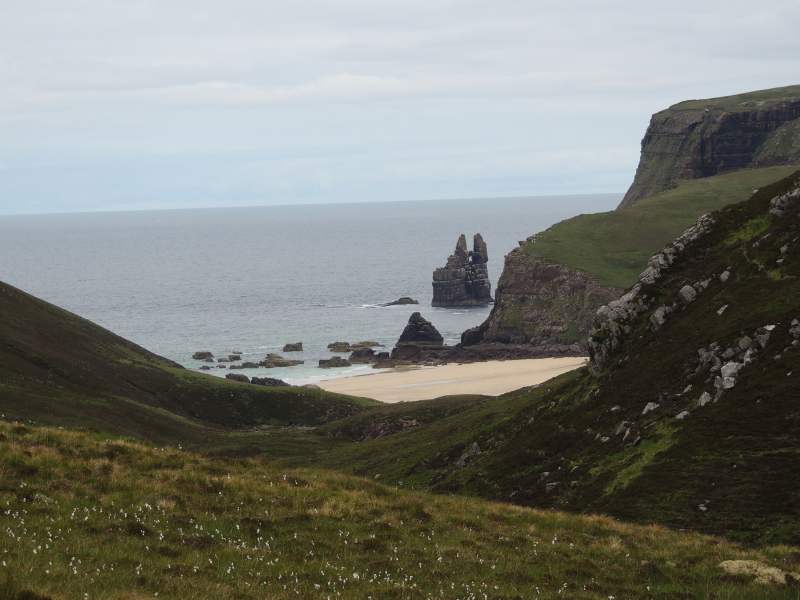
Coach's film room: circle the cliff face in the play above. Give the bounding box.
[432,233,492,307]
[620,85,800,208]
[463,244,620,352]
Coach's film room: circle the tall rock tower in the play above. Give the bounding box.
[432,233,492,307]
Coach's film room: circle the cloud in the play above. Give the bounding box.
[0,0,798,213]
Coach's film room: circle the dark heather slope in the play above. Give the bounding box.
[0,281,374,440]
[314,171,800,545]
[621,84,800,208]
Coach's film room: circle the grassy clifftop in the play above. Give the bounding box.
[621,84,800,207]
[524,165,799,288]
[670,84,800,111]
[0,280,375,445]
[2,420,799,599]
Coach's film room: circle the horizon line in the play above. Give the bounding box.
[0,190,623,218]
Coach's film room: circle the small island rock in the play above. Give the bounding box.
[381,297,419,307]
[397,312,444,346]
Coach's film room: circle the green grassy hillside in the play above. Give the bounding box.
[524,165,798,288]
[2,421,799,599]
[308,171,800,546]
[0,281,375,445]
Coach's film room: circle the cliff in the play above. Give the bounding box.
[432,233,492,307]
[463,84,800,353]
[465,165,798,352]
[620,84,800,208]
[462,247,620,352]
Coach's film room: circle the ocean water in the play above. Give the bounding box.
[0,195,618,384]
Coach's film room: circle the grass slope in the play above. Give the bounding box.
[524,165,798,288]
[310,171,800,546]
[0,281,375,445]
[2,421,799,599]
[670,84,800,111]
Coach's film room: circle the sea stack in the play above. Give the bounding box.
[391,312,444,361]
[432,233,492,307]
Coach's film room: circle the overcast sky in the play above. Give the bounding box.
[1,0,798,215]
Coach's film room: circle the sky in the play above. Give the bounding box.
[1,0,799,215]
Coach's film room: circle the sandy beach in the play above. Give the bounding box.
[319,357,587,402]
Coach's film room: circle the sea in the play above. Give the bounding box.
[0,194,619,385]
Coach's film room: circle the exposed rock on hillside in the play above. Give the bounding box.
[621,85,800,207]
[432,234,492,307]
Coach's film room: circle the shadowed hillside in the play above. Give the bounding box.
[0,281,375,444]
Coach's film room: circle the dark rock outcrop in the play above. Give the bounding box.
[225,373,250,383]
[282,342,303,352]
[462,248,619,352]
[396,312,443,346]
[192,351,213,360]
[230,361,260,369]
[259,354,304,368]
[432,234,492,307]
[251,376,291,387]
[327,342,351,353]
[621,85,800,207]
[349,347,377,363]
[381,297,419,307]
[319,356,352,368]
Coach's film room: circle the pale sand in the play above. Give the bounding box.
[319,357,588,403]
